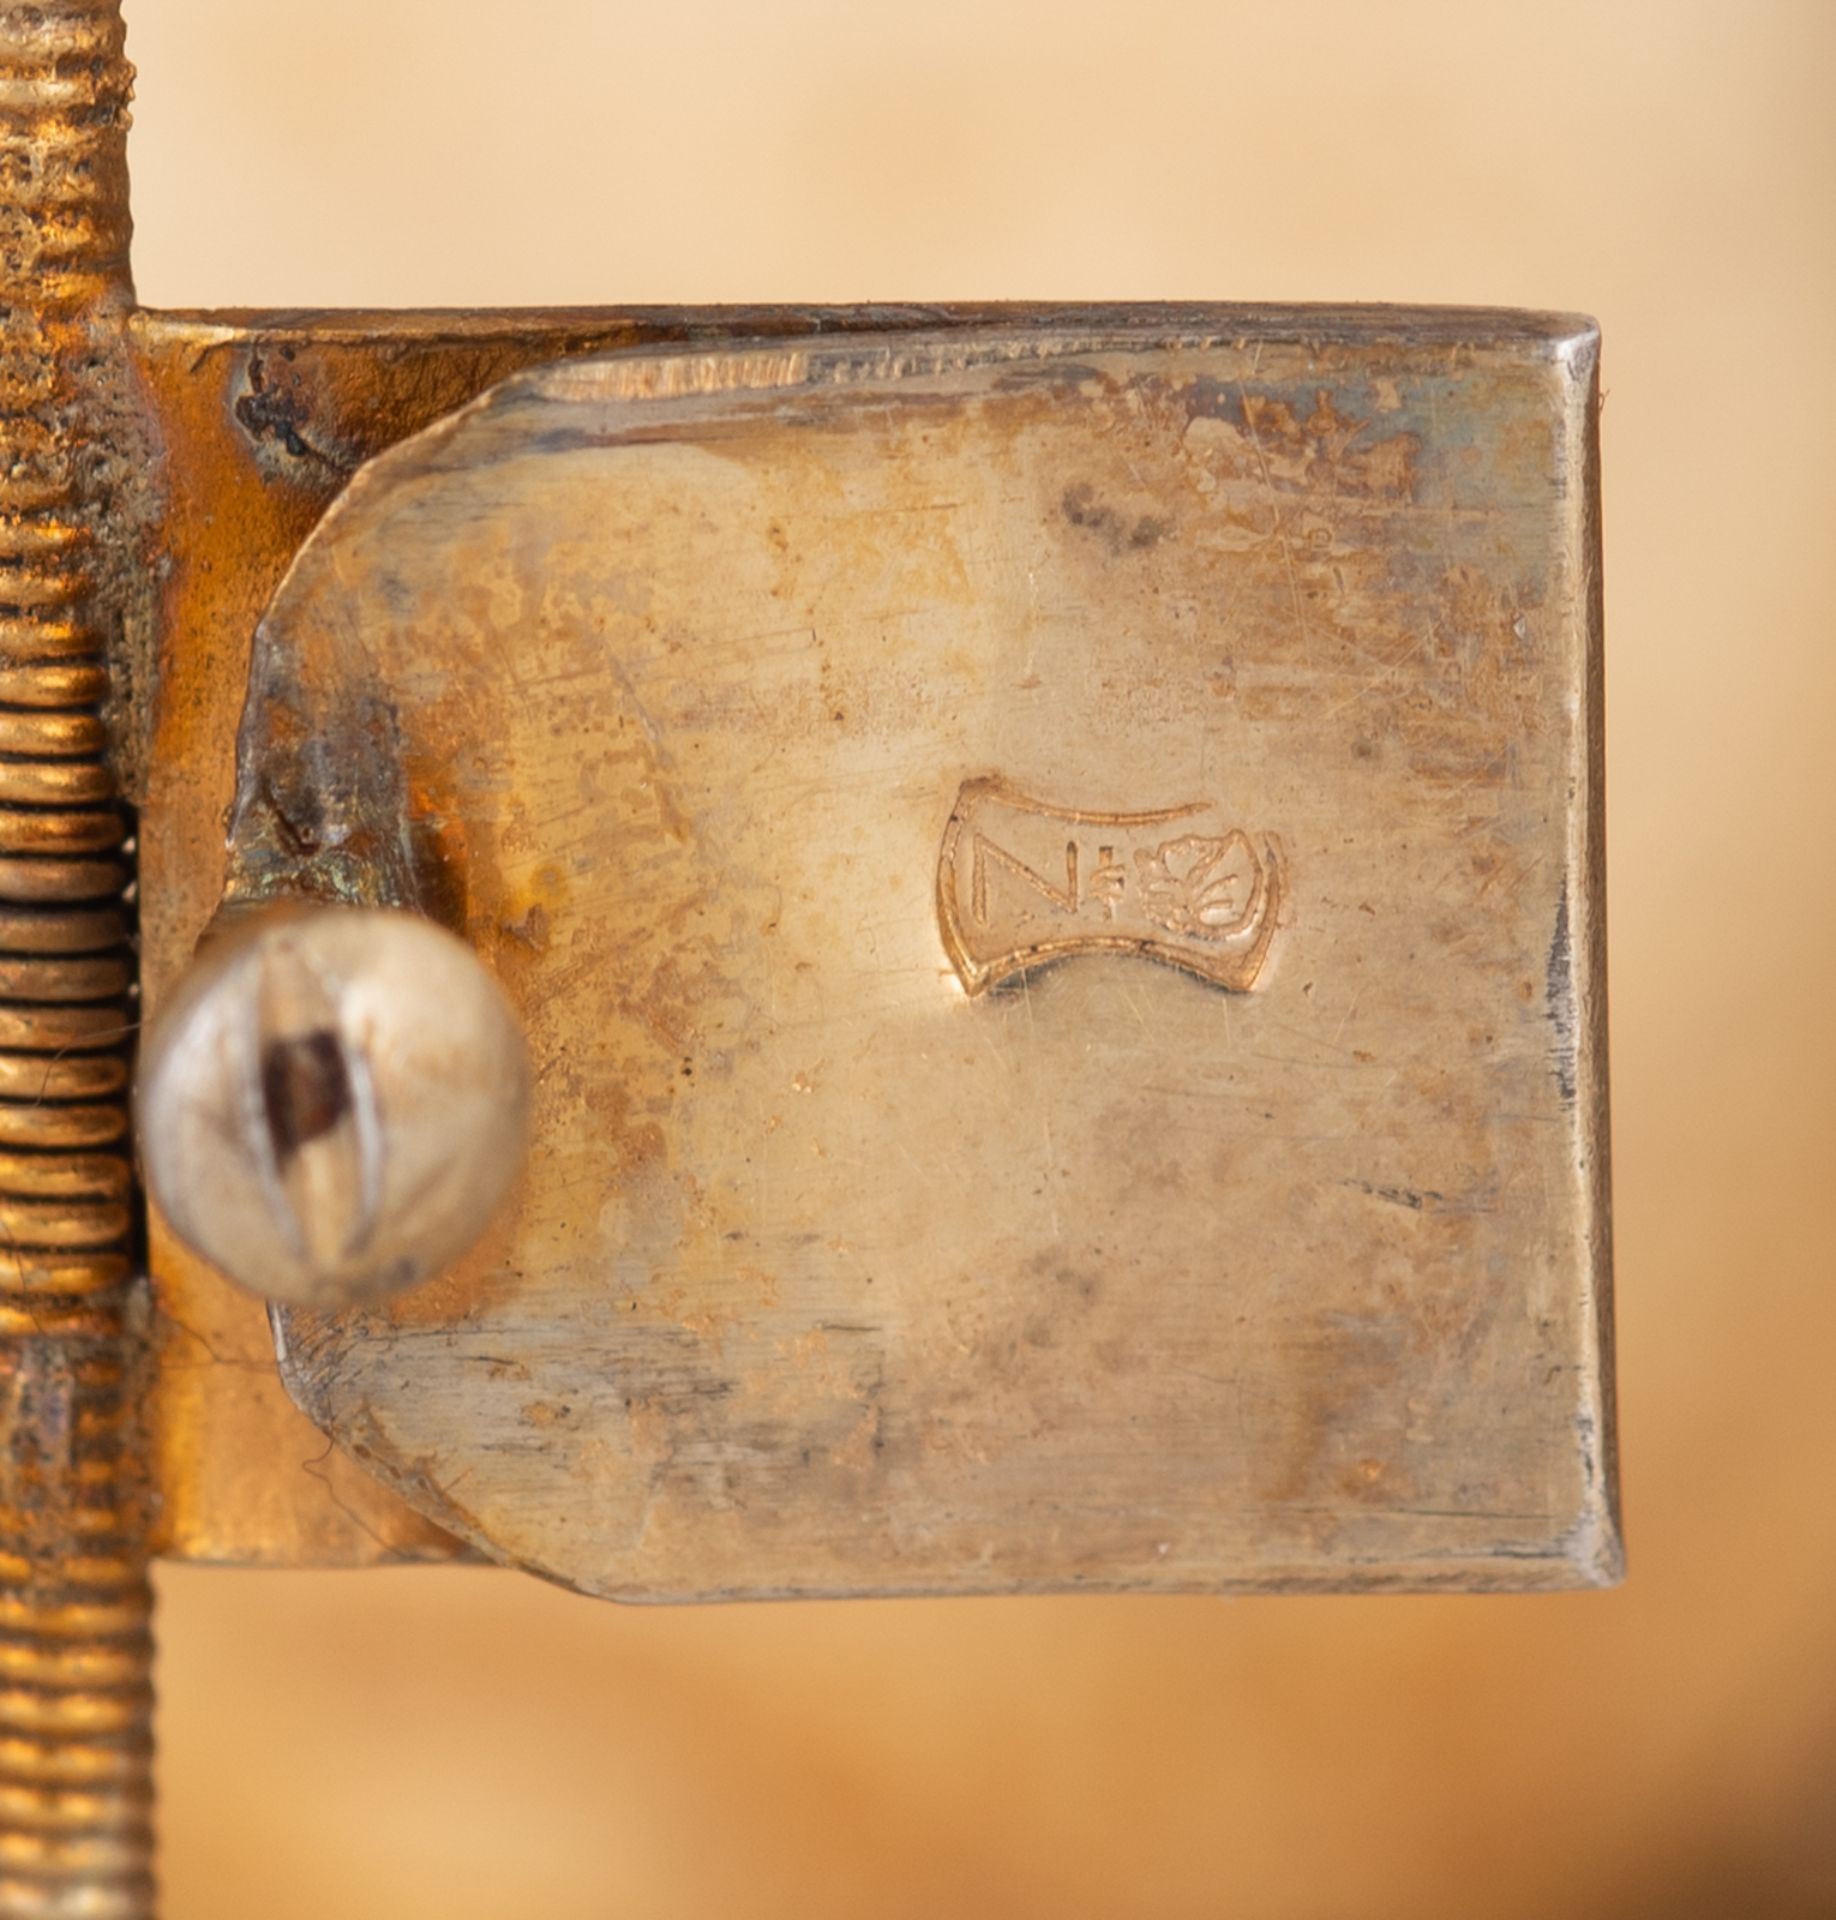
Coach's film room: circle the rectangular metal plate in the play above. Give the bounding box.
[135,307,1615,1591]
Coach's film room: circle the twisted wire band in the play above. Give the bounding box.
[0,4,151,1914]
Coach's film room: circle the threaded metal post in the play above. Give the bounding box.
[0,4,151,1914]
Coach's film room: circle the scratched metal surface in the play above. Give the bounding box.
[134,305,1037,1566]
[225,312,1611,1596]
[132,305,1126,1568]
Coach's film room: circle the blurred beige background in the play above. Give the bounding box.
[125,0,1835,1914]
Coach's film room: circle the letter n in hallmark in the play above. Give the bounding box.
[936,777,1286,996]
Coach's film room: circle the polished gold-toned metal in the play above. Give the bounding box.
[0,2,153,1913]
[139,904,530,1312]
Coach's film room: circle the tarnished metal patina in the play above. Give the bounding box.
[0,1,1615,1908]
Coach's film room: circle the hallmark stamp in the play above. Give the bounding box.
[937,777,1284,996]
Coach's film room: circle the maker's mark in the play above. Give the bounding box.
[937,777,1284,996]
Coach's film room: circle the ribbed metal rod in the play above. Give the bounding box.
[0,4,151,1915]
